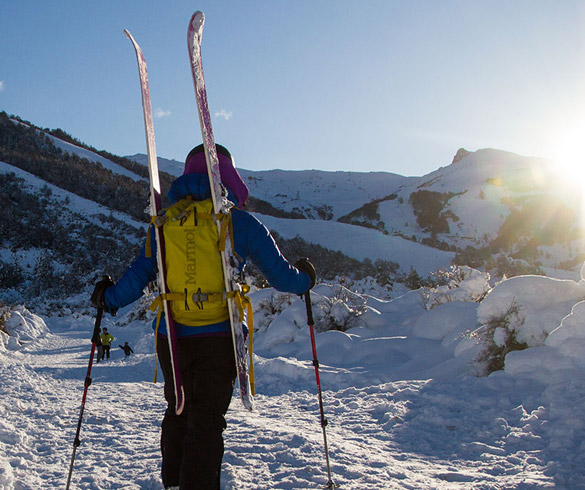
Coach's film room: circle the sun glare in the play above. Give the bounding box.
[546,126,585,228]
[550,127,585,188]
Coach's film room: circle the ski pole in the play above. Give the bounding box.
[65,306,103,490]
[304,290,338,489]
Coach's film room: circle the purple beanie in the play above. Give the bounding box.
[183,144,249,209]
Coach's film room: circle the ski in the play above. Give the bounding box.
[187,11,254,411]
[124,29,185,415]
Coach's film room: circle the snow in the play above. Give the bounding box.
[477,275,585,346]
[3,270,585,489]
[0,161,146,234]
[256,213,455,277]
[46,135,146,183]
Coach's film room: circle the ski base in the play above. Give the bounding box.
[188,10,253,411]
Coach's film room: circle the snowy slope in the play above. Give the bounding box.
[9,118,146,183]
[256,213,454,276]
[377,149,585,251]
[127,148,585,273]
[240,168,413,220]
[127,153,183,178]
[47,135,146,183]
[8,116,585,281]
[0,161,145,234]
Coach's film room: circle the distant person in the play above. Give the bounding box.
[119,342,134,357]
[95,334,104,364]
[91,143,316,490]
[99,327,114,361]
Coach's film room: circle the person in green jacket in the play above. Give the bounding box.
[99,327,114,361]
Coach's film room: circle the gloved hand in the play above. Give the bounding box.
[294,257,317,290]
[91,275,118,316]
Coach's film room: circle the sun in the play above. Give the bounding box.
[549,127,585,187]
[545,126,585,228]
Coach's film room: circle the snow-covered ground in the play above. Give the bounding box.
[2,268,585,489]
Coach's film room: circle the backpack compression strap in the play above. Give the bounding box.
[144,206,238,260]
[148,285,255,394]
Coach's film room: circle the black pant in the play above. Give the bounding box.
[157,335,236,490]
[98,345,110,361]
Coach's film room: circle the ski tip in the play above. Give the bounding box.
[123,28,133,40]
[189,10,205,33]
[242,397,254,412]
[175,386,186,415]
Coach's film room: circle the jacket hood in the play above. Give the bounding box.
[168,173,241,207]
[183,144,249,209]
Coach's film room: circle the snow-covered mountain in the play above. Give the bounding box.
[129,152,415,220]
[2,112,585,306]
[128,147,585,278]
[0,112,585,302]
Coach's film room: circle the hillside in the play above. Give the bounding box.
[2,111,585,309]
[130,148,585,280]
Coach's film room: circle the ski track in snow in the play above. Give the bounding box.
[3,306,584,490]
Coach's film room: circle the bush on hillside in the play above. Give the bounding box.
[474,301,529,375]
[409,190,460,235]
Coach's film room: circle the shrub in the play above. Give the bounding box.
[318,286,367,332]
[421,266,491,310]
[409,190,460,235]
[474,301,529,375]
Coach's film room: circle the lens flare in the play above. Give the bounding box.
[550,127,585,187]
[548,126,585,230]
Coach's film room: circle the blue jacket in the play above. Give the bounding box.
[104,173,311,337]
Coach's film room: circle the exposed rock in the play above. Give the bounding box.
[452,148,471,164]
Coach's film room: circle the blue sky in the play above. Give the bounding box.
[1,1,585,176]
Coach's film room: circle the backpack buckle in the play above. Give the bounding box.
[192,290,208,309]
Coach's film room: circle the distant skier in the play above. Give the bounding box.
[119,342,134,357]
[95,334,104,364]
[99,327,114,361]
[91,143,316,490]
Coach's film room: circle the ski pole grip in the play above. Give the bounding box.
[304,290,314,326]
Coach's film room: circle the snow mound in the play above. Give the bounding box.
[423,266,491,310]
[477,275,585,346]
[0,306,48,350]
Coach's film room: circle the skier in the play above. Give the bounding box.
[119,342,134,357]
[99,327,114,361]
[95,333,104,364]
[91,143,316,490]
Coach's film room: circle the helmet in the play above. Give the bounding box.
[183,143,249,208]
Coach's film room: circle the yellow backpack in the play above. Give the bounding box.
[146,197,233,326]
[145,196,255,391]
[163,197,229,325]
